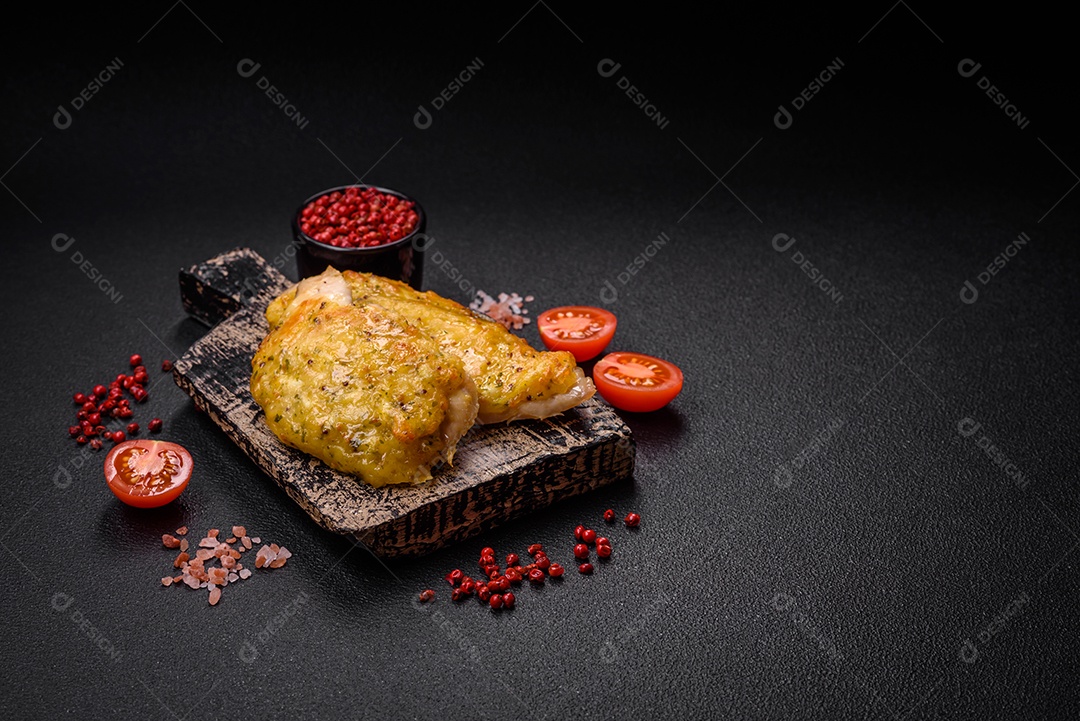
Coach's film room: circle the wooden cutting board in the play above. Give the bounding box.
[172,249,635,557]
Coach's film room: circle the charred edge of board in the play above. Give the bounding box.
[360,433,635,557]
[179,247,294,325]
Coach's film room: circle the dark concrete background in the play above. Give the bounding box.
[2,5,1077,719]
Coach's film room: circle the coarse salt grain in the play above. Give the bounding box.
[159,526,290,605]
[269,547,292,569]
[469,290,534,330]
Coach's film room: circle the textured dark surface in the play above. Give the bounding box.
[2,6,1078,721]
[174,251,634,556]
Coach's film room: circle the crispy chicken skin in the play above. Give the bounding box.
[252,269,478,486]
[338,271,595,423]
[266,271,596,424]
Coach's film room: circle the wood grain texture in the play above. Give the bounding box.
[173,249,635,557]
[179,247,295,326]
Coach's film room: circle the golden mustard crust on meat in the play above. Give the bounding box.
[340,270,594,423]
[251,295,477,486]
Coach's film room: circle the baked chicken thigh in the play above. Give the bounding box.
[251,269,478,486]
[267,270,595,424]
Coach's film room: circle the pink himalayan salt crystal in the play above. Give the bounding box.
[268,547,292,569]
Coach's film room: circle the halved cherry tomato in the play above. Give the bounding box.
[537,306,617,362]
[104,439,193,508]
[593,352,683,412]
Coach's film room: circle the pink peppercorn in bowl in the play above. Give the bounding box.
[292,184,426,288]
